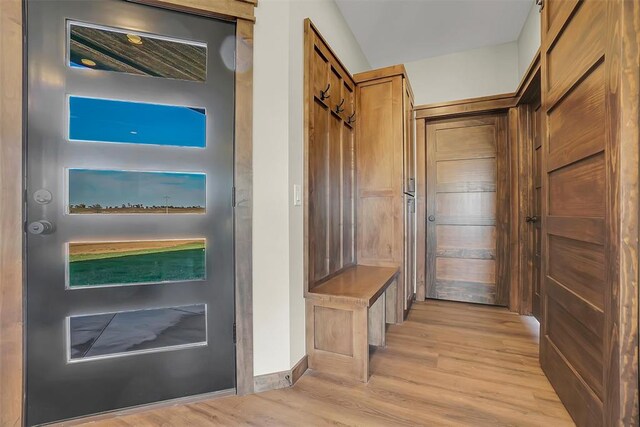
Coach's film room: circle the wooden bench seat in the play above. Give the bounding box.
[305,265,400,382]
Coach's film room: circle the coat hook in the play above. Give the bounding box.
[320,84,330,100]
[335,98,345,114]
[347,112,356,124]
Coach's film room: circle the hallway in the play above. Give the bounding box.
[85,301,574,426]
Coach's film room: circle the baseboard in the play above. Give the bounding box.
[253,355,308,393]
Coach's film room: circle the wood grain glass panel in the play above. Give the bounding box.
[546,1,605,103]
[313,306,353,356]
[342,122,354,266]
[312,46,328,101]
[547,296,604,399]
[436,258,495,284]
[358,81,395,190]
[548,153,605,217]
[436,158,496,193]
[436,192,496,224]
[435,125,496,160]
[328,114,342,273]
[436,225,496,260]
[548,64,605,172]
[548,235,605,310]
[358,197,396,262]
[309,99,329,282]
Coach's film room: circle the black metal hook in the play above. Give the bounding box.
[335,99,345,114]
[320,84,330,101]
[347,112,356,124]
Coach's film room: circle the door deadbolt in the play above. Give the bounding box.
[28,220,54,235]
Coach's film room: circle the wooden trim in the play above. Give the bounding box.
[234,18,255,396]
[414,94,518,119]
[0,0,24,425]
[415,113,426,302]
[610,0,639,423]
[514,49,541,102]
[508,107,521,312]
[353,64,414,103]
[617,0,640,423]
[0,2,256,425]
[127,0,257,22]
[253,355,309,393]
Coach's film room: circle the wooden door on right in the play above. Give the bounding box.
[426,114,509,306]
[539,0,633,425]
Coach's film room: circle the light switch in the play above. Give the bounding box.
[293,184,302,206]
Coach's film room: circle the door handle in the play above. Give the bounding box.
[428,215,435,222]
[525,216,539,223]
[28,220,54,235]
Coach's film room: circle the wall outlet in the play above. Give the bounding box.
[293,184,302,206]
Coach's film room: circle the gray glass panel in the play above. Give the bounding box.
[68,239,206,288]
[69,96,206,147]
[68,169,206,214]
[69,304,207,361]
[69,22,207,81]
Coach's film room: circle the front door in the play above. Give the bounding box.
[26,1,236,424]
[425,114,509,305]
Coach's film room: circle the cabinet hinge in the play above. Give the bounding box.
[232,187,236,208]
[233,322,237,344]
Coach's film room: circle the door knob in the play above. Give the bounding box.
[428,215,435,222]
[28,220,54,235]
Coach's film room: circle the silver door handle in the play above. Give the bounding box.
[28,220,54,235]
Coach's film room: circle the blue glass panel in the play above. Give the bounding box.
[68,169,206,214]
[69,96,206,148]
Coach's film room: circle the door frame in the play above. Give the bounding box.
[0,0,257,425]
[413,52,544,314]
[414,95,517,309]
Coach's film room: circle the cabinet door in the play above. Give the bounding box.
[403,80,415,193]
[404,197,416,314]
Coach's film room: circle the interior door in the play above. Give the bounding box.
[26,1,236,424]
[540,0,621,425]
[426,114,509,306]
[531,102,542,320]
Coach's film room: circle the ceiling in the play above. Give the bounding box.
[335,0,533,68]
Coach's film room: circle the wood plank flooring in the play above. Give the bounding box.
[78,301,574,426]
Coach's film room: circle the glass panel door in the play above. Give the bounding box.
[25,1,236,425]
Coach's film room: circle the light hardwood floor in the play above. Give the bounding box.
[80,301,574,426]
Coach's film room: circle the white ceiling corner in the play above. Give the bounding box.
[335,0,533,68]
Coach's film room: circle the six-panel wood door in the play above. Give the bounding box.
[425,114,509,305]
[539,0,630,425]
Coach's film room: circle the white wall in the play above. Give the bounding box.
[253,0,369,376]
[517,3,541,81]
[404,42,519,106]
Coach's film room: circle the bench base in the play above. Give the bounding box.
[305,273,399,382]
